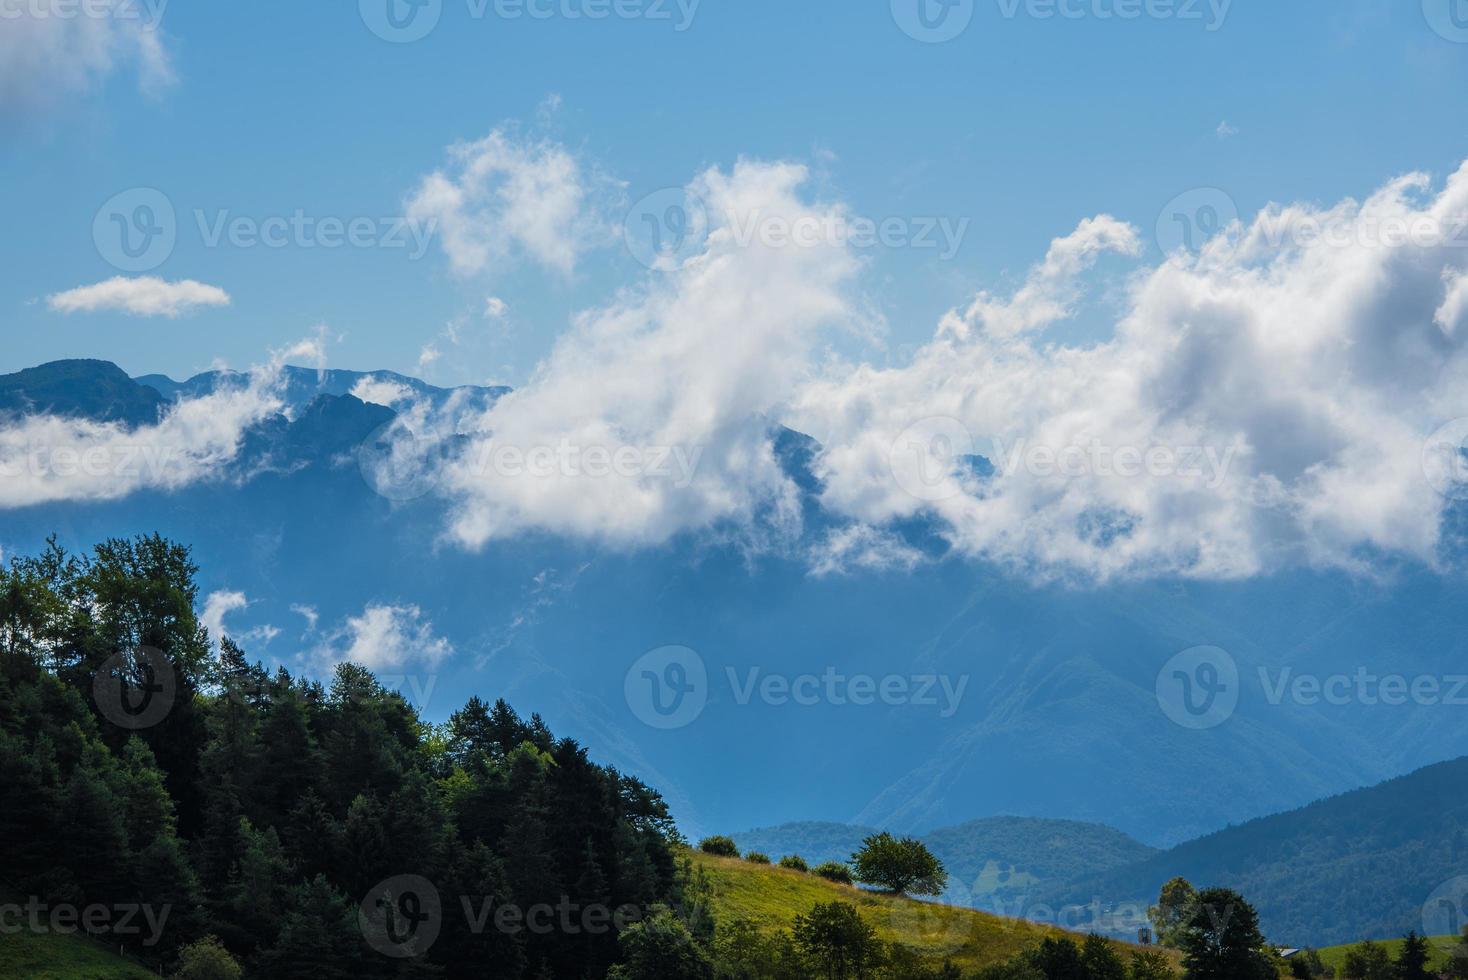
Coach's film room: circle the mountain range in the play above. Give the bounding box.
[3,358,1467,858]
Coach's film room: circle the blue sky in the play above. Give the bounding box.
[6,0,1467,388]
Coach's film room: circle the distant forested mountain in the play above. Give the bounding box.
[1048,756,1468,947]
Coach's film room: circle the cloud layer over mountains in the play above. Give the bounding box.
[11,132,1468,581]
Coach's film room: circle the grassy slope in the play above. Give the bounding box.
[690,850,1171,973]
[0,930,156,979]
[1313,935,1461,974]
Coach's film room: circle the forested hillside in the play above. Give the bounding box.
[1049,756,1468,946]
[0,535,680,977]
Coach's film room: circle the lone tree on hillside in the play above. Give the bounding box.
[849,832,947,897]
[1175,887,1275,980]
[1149,876,1198,948]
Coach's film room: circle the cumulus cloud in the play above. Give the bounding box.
[47,277,230,317]
[309,603,454,672]
[0,0,173,113]
[406,129,616,277]
[793,163,1468,579]
[436,159,861,549]
[484,296,508,318]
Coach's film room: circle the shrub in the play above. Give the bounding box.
[698,835,739,857]
[175,936,243,980]
[779,854,809,872]
[813,861,853,885]
[745,851,771,864]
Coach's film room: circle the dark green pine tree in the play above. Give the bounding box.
[260,875,365,980]
[1397,931,1433,980]
[438,841,527,980]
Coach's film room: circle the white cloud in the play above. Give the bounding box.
[350,375,415,408]
[1436,270,1468,337]
[0,0,173,113]
[484,296,508,318]
[47,277,230,318]
[1217,120,1240,139]
[406,129,616,277]
[793,162,1468,580]
[310,603,454,672]
[201,589,277,649]
[0,336,314,508]
[437,159,861,549]
[201,589,246,645]
[290,603,319,634]
[808,525,923,577]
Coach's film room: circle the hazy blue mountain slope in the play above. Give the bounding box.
[1,360,165,427]
[1048,756,1468,947]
